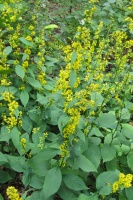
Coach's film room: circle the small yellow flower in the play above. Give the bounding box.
[6,186,22,200]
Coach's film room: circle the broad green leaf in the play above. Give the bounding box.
[43,167,62,199]
[85,144,101,169]
[28,157,49,177]
[0,4,4,10]
[0,194,4,200]
[45,24,58,30]
[10,127,20,150]
[20,90,29,107]
[70,70,76,87]
[104,133,112,144]
[26,77,42,89]
[99,185,112,195]
[3,46,12,55]
[96,170,119,190]
[89,127,104,137]
[58,115,70,133]
[121,108,130,120]
[106,158,117,171]
[28,148,59,176]
[127,152,133,171]
[108,0,116,3]
[77,129,85,141]
[22,53,28,61]
[0,152,8,165]
[125,186,133,200]
[19,37,34,47]
[0,126,10,142]
[5,155,25,172]
[28,111,41,124]
[58,183,78,200]
[44,84,54,91]
[22,116,33,133]
[101,144,116,162]
[22,170,31,187]
[71,51,77,63]
[50,108,62,125]
[96,113,117,129]
[74,155,97,172]
[37,93,48,106]
[78,194,98,200]
[63,174,88,191]
[0,170,11,183]
[122,124,133,140]
[15,65,25,79]
[30,174,44,189]
[91,92,104,106]
[45,55,59,63]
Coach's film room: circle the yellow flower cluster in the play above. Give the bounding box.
[112,173,133,193]
[54,0,133,166]
[20,138,26,149]
[6,186,22,200]
[1,78,11,86]
[2,92,22,128]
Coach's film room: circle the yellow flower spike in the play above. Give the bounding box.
[112,181,119,193]
[6,186,22,200]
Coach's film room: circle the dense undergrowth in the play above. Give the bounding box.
[1,0,133,199]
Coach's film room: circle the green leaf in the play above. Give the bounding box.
[3,46,12,55]
[58,115,70,133]
[96,113,117,129]
[28,148,59,176]
[45,56,59,63]
[22,116,33,133]
[37,93,49,106]
[96,170,119,190]
[15,65,25,79]
[0,4,5,10]
[74,155,97,173]
[10,127,20,150]
[43,167,62,199]
[122,124,133,140]
[78,194,98,200]
[58,183,78,200]
[5,155,25,172]
[45,24,59,30]
[125,186,133,200]
[0,152,8,165]
[121,108,130,120]
[0,170,11,183]
[30,174,44,189]
[28,158,49,177]
[101,144,116,162]
[108,0,116,3]
[70,70,76,87]
[28,111,41,124]
[104,133,112,144]
[19,37,34,47]
[20,90,29,107]
[127,152,133,171]
[99,185,112,195]
[0,194,4,200]
[63,174,88,191]
[89,127,104,137]
[85,144,101,169]
[71,51,77,63]
[26,77,42,89]
[0,126,10,142]
[22,170,31,187]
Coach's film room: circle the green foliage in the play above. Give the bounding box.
[1,0,133,199]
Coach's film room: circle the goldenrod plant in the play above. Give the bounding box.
[1,0,133,199]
